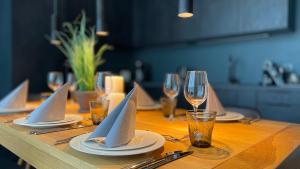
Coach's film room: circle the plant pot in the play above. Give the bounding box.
[75,91,98,112]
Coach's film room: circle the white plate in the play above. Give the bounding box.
[13,114,83,128]
[81,130,157,151]
[70,130,165,156]
[137,103,161,111]
[216,111,245,122]
[0,107,35,114]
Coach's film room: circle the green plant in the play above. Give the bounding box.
[55,12,113,91]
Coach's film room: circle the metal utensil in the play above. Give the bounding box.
[29,124,93,135]
[54,133,89,145]
[162,135,189,143]
[139,151,193,169]
[239,117,260,125]
[121,158,155,169]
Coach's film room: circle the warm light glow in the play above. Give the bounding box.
[96,31,109,36]
[50,39,61,45]
[178,12,193,18]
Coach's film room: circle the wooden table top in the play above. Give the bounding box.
[0,102,299,169]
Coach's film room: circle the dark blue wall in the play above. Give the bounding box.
[0,0,12,97]
[134,2,300,85]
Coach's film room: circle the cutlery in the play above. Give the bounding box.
[121,158,155,169]
[29,124,93,135]
[162,135,189,143]
[54,133,89,145]
[239,117,260,125]
[138,151,193,169]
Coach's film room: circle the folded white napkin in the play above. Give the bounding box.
[135,82,156,107]
[87,87,137,147]
[0,80,29,109]
[206,84,225,115]
[27,83,70,123]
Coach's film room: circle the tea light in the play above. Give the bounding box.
[107,93,125,113]
[105,76,124,94]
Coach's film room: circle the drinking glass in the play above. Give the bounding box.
[184,71,208,113]
[163,73,180,119]
[47,71,63,92]
[89,100,108,125]
[186,110,216,148]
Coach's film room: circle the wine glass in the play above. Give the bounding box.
[47,71,63,92]
[67,73,77,103]
[67,73,77,92]
[163,73,180,119]
[184,71,208,113]
[95,72,112,98]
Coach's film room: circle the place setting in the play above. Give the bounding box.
[0,80,35,114]
[13,83,83,128]
[69,86,166,157]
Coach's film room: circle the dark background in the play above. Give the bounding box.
[1,0,300,123]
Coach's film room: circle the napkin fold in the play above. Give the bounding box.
[87,87,137,147]
[135,82,156,107]
[0,80,29,109]
[27,83,70,123]
[206,84,225,115]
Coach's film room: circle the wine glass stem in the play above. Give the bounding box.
[193,106,198,114]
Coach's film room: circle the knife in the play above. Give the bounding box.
[138,151,193,169]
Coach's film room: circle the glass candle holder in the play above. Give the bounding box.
[186,109,217,148]
[89,99,109,125]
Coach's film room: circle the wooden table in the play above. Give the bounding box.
[0,102,299,169]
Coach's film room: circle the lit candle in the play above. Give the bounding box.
[107,93,125,113]
[105,76,124,94]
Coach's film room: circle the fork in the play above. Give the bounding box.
[54,133,88,145]
[162,134,189,143]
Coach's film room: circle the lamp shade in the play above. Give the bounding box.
[96,0,109,36]
[178,0,193,18]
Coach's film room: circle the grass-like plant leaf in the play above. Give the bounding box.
[55,12,112,91]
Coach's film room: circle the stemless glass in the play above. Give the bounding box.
[47,71,64,92]
[163,73,180,119]
[184,71,208,113]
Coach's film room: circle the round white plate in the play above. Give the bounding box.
[216,112,245,122]
[0,107,35,114]
[13,114,83,128]
[81,130,157,151]
[137,103,161,111]
[70,130,165,156]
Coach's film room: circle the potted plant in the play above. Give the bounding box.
[55,12,113,112]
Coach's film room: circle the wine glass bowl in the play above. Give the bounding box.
[67,73,77,92]
[184,71,208,112]
[95,72,111,97]
[163,73,180,99]
[47,71,64,92]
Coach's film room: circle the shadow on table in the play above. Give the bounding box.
[277,145,300,169]
[182,139,231,160]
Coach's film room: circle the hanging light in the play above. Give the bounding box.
[178,0,194,18]
[96,0,109,36]
[50,0,61,45]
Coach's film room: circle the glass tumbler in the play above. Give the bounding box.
[186,110,217,148]
[89,100,109,125]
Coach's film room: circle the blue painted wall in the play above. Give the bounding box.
[134,2,300,85]
[0,0,12,97]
